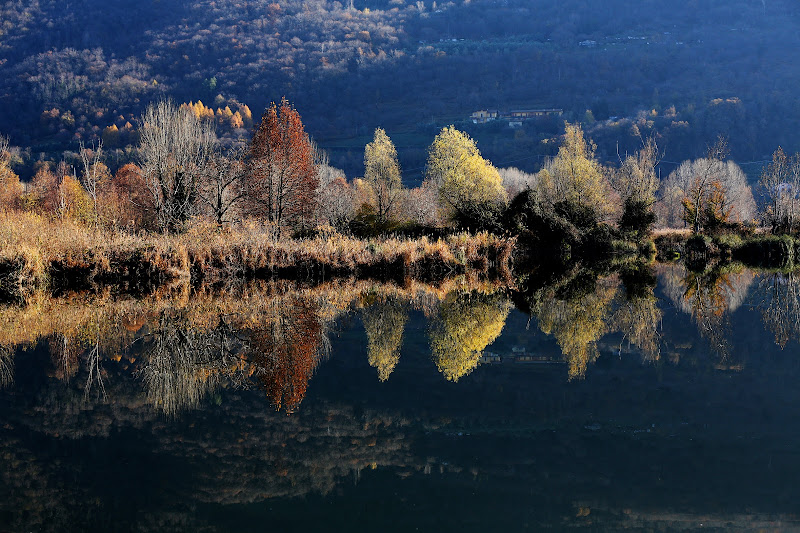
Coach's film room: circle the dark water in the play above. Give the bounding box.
[2,264,800,532]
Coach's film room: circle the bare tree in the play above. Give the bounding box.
[138,101,217,232]
[499,167,537,198]
[79,140,105,226]
[759,147,800,233]
[199,148,246,226]
[660,137,755,231]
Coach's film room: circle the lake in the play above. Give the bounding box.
[1,263,800,532]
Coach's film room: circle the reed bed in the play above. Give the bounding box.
[0,212,514,299]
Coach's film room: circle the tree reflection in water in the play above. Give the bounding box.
[759,271,800,348]
[660,263,755,362]
[612,266,663,362]
[428,291,511,382]
[533,273,618,380]
[140,312,232,416]
[2,263,799,412]
[248,297,329,414]
[0,345,12,388]
[362,296,408,382]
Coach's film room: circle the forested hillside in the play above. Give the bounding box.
[1,0,799,179]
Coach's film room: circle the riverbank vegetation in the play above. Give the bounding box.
[3,97,800,299]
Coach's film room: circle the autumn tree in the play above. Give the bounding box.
[362,297,408,382]
[612,137,660,237]
[759,147,800,233]
[402,181,440,227]
[364,128,403,223]
[537,123,615,223]
[426,126,507,228]
[138,100,217,232]
[26,162,94,223]
[428,292,510,382]
[662,137,755,232]
[245,98,318,238]
[0,135,22,209]
[317,175,355,231]
[107,163,156,230]
[315,146,355,230]
[664,159,756,232]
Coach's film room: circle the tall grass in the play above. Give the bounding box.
[0,211,515,299]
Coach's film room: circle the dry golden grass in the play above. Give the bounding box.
[181,219,514,282]
[0,210,188,297]
[0,211,514,299]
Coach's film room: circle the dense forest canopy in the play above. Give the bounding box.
[1,0,799,180]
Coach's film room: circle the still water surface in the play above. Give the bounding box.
[1,263,800,531]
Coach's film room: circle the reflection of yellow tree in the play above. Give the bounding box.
[612,294,662,362]
[760,272,800,349]
[429,293,510,382]
[362,297,408,382]
[535,278,618,379]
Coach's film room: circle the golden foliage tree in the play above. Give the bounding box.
[428,292,510,382]
[538,123,614,220]
[426,126,506,221]
[364,128,403,223]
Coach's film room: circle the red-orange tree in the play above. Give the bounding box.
[245,98,317,237]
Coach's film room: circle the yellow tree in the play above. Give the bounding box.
[428,292,510,382]
[364,128,403,223]
[426,126,506,223]
[539,123,614,221]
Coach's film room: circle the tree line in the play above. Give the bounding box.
[1,99,798,245]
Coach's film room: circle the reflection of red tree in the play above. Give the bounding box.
[250,298,323,413]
